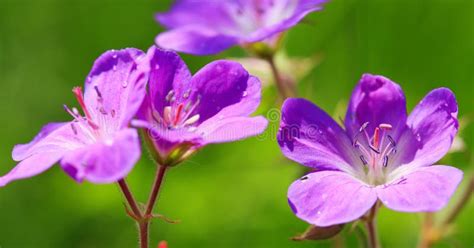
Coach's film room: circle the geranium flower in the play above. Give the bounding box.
[134,46,268,166]
[155,0,329,55]
[0,48,147,186]
[278,74,463,226]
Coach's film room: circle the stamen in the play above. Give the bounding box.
[63,104,78,118]
[369,144,380,154]
[163,106,172,124]
[72,86,93,120]
[183,114,200,126]
[379,123,392,130]
[383,156,389,167]
[165,90,175,102]
[359,122,369,133]
[72,107,79,116]
[360,155,368,165]
[387,135,396,147]
[300,176,309,181]
[352,138,359,147]
[70,123,78,135]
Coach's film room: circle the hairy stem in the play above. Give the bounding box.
[266,55,296,99]
[138,165,168,248]
[365,205,380,248]
[139,222,149,248]
[145,166,168,216]
[118,179,142,219]
[117,165,169,248]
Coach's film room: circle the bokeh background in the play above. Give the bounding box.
[0,0,473,247]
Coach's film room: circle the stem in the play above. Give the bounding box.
[138,165,168,248]
[365,205,380,248]
[266,55,295,99]
[117,166,169,248]
[442,174,474,225]
[145,166,168,216]
[139,222,149,248]
[118,179,142,219]
[418,213,435,248]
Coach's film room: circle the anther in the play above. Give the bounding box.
[70,123,78,135]
[359,122,369,133]
[383,156,389,167]
[360,155,368,165]
[369,144,380,154]
[379,123,392,130]
[183,114,200,126]
[94,86,102,99]
[163,106,172,124]
[63,104,77,117]
[165,90,175,102]
[387,135,396,147]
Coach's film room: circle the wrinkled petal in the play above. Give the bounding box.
[288,171,377,227]
[138,46,192,119]
[396,88,459,169]
[60,128,141,184]
[84,48,147,129]
[345,74,407,138]
[198,116,268,144]
[156,26,238,55]
[188,60,250,122]
[278,98,359,174]
[376,165,463,212]
[0,152,64,187]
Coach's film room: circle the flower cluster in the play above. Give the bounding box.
[0,47,267,186]
[2,0,467,247]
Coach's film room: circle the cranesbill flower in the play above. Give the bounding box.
[155,0,329,55]
[134,46,268,166]
[0,48,147,186]
[278,74,463,226]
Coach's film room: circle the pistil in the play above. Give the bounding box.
[353,122,398,185]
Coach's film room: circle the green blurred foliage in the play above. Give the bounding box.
[0,0,473,247]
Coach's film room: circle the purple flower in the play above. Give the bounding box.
[155,0,329,55]
[134,46,268,165]
[0,48,148,186]
[279,74,463,227]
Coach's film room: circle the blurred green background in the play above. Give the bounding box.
[0,0,473,247]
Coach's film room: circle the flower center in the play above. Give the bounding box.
[64,86,115,142]
[153,90,201,130]
[353,122,398,185]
